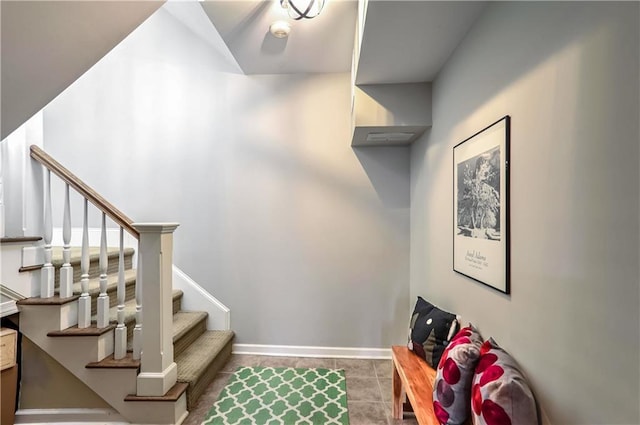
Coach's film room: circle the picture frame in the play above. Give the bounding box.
[453,116,510,294]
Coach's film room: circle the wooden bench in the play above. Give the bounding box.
[391,345,472,425]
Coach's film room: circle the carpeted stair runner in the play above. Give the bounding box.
[50,246,234,411]
[177,330,234,409]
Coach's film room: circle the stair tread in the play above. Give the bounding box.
[51,246,135,267]
[125,309,205,352]
[93,289,183,324]
[49,323,116,337]
[176,330,234,384]
[172,311,208,342]
[86,352,140,369]
[17,295,79,305]
[55,268,137,296]
[124,382,188,402]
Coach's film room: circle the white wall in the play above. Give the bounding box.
[0,0,163,140]
[0,112,44,238]
[42,3,410,349]
[410,2,639,424]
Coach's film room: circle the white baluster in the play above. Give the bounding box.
[59,183,73,298]
[114,227,127,359]
[132,252,142,360]
[96,213,109,328]
[78,198,91,328]
[40,169,54,298]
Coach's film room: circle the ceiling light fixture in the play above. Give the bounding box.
[280,0,326,20]
[269,20,291,38]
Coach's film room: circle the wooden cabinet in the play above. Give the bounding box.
[0,328,17,370]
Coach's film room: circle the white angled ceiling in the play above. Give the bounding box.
[199,0,487,83]
[0,0,164,140]
[0,0,488,139]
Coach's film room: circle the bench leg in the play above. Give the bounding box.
[392,360,403,420]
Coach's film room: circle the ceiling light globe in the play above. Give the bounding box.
[269,21,291,38]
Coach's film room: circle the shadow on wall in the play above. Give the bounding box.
[353,146,410,209]
[262,31,288,55]
[235,135,410,215]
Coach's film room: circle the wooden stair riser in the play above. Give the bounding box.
[173,316,207,358]
[54,253,134,287]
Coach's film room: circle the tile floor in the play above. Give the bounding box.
[182,354,418,425]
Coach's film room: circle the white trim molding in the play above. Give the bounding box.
[1,284,23,317]
[173,266,230,330]
[233,344,392,359]
[1,300,18,317]
[14,408,128,425]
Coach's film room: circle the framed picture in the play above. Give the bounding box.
[453,116,510,294]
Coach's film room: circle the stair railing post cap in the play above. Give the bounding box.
[131,223,180,234]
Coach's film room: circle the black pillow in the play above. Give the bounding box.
[408,296,458,368]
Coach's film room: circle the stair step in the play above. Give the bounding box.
[93,289,183,342]
[17,295,79,305]
[81,310,207,369]
[52,246,135,286]
[1,236,42,243]
[86,353,140,369]
[124,382,188,402]
[172,311,208,358]
[125,310,206,354]
[176,330,234,410]
[55,268,137,315]
[69,268,137,296]
[48,324,116,337]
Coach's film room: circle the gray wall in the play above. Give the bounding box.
[43,4,410,348]
[20,337,109,409]
[410,2,639,424]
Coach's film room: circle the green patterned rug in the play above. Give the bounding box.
[202,366,349,425]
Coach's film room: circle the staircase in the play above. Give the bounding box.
[17,245,234,423]
[8,145,234,424]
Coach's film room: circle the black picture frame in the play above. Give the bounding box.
[453,116,510,294]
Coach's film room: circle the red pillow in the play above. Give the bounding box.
[471,338,538,425]
[433,325,483,425]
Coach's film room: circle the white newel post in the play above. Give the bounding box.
[133,223,179,397]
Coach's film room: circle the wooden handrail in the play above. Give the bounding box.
[30,145,139,239]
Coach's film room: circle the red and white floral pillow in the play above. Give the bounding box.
[471,338,538,425]
[433,325,483,425]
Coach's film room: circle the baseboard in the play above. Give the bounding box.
[14,408,128,424]
[233,344,392,359]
